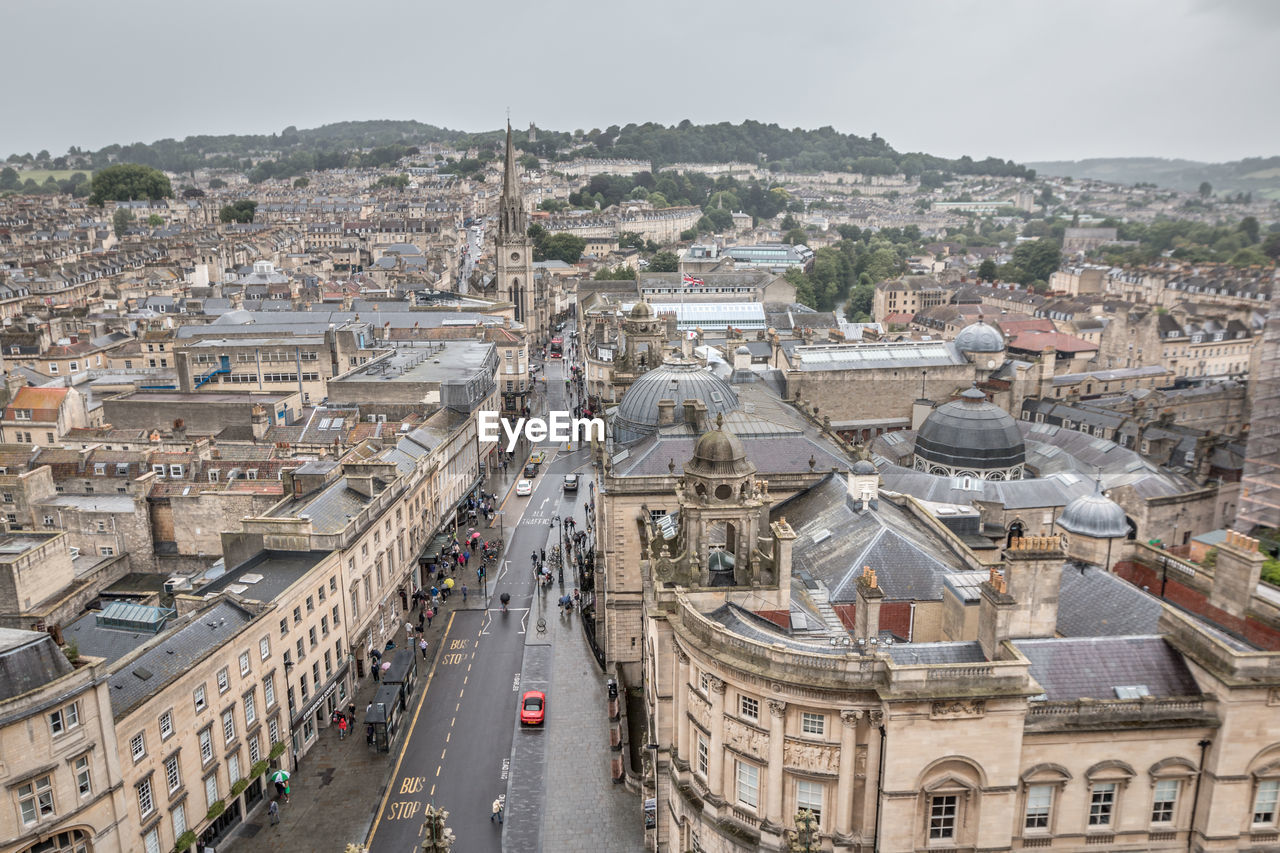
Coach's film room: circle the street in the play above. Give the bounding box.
[366,353,613,852]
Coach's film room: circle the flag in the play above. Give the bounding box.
[682,274,703,287]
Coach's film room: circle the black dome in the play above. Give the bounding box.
[612,358,739,445]
[914,387,1025,472]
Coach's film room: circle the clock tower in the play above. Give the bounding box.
[495,122,537,336]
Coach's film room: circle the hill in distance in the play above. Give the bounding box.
[1027,156,1280,199]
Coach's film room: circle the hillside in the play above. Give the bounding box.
[1028,156,1280,199]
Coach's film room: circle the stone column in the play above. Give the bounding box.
[707,676,726,800]
[836,709,862,838]
[674,643,690,768]
[765,700,787,828]
[861,711,884,836]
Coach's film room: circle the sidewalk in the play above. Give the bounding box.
[218,596,470,852]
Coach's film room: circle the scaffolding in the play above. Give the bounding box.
[1238,280,1280,536]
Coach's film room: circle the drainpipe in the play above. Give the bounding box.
[874,720,886,853]
[1187,738,1211,853]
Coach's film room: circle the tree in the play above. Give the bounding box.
[784,228,808,246]
[1239,216,1260,245]
[540,233,586,265]
[88,164,172,206]
[0,166,18,191]
[293,176,310,189]
[209,178,227,189]
[785,268,816,308]
[1262,232,1280,261]
[1198,181,1212,198]
[976,259,998,283]
[648,251,679,272]
[594,265,636,280]
[373,174,409,190]
[112,207,135,238]
[182,187,205,198]
[147,214,163,227]
[1012,239,1061,285]
[219,200,257,223]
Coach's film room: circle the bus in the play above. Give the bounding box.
[549,337,563,358]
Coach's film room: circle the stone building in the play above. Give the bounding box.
[494,123,543,343]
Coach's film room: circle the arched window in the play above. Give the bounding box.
[1084,760,1136,833]
[915,757,986,848]
[1020,763,1072,838]
[1247,747,1280,830]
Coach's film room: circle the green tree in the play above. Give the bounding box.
[373,174,409,190]
[0,166,18,190]
[540,233,586,264]
[976,259,998,283]
[112,207,135,238]
[1012,239,1061,285]
[1262,232,1280,261]
[209,177,227,189]
[785,267,816,308]
[293,176,310,189]
[1240,216,1260,245]
[1198,181,1212,198]
[784,228,808,245]
[88,164,172,206]
[594,265,636,280]
[218,200,257,223]
[648,251,679,272]
[147,214,163,227]
[1229,247,1270,267]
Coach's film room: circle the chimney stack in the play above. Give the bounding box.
[1209,530,1266,619]
[978,536,1064,659]
[855,565,884,642]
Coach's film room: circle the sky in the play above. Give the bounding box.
[5,0,1278,165]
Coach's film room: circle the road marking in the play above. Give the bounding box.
[436,766,441,777]
[365,610,457,846]
[446,732,451,743]
[441,748,447,760]
[451,717,455,727]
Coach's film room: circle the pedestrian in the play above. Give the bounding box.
[462,584,468,602]
[425,607,434,627]
[348,702,357,721]
[338,716,348,740]
[406,620,414,640]
[269,798,280,825]
[417,613,425,633]
[491,797,504,823]
[540,548,545,564]
[274,780,287,800]
[420,637,429,659]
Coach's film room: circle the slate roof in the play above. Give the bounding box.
[63,608,167,665]
[1014,636,1200,701]
[1055,563,1162,637]
[106,599,256,718]
[779,474,968,603]
[886,641,987,665]
[199,549,331,602]
[0,628,74,701]
[704,603,846,654]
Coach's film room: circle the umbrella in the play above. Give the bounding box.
[559,595,571,607]
[499,592,510,605]
[269,770,290,784]
[444,578,454,589]
[381,661,392,671]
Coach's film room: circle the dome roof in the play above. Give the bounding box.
[852,459,878,475]
[954,321,1004,353]
[914,386,1025,472]
[612,359,739,445]
[735,345,751,355]
[1058,492,1129,538]
[629,300,654,319]
[686,427,755,478]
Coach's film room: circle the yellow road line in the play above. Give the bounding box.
[365,610,457,846]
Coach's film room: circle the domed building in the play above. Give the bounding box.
[954,318,1005,354]
[1056,485,1131,566]
[912,385,1026,480]
[611,355,740,444]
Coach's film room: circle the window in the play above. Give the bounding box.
[740,695,759,721]
[18,775,54,825]
[204,774,218,809]
[1151,779,1178,823]
[321,615,329,636]
[332,604,341,627]
[75,754,93,796]
[144,828,160,853]
[217,667,229,693]
[131,732,147,762]
[280,617,288,637]
[312,661,321,690]
[317,585,325,603]
[796,779,823,826]
[159,710,173,740]
[736,762,759,810]
[239,651,251,676]
[165,754,181,793]
[169,464,183,478]
[293,606,302,625]
[260,636,271,660]
[244,692,257,726]
[296,638,305,660]
[268,717,281,746]
[199,728,213,764]
[49,702,79,736]
[173,801,187,838]
[1025,784,1052,829]
[194,684,207,712]
[94,462,106,475]
[697,733,709,777]
[249,734,261,764]
[100,546,115,557]
[137,777,154,817]
[228,754,240,785]
[306,595,315,613]
[264,674,276,708]
[350,590,360,620]
[1089,783,1116,826]
[801,712,824,736]
[929,794,957,839]
[1254,779,1280,825]
[222,709,236,745]
[309,626,317,648]
[329,575,338,593]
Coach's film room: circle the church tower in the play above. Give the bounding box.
[495,122,537,337]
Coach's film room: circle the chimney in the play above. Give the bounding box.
[1209,530,1266,619]
[657,399,676,425]
[854,565,884,642]
[682,399,698,426]
[979,536,1064,659]
[681,334,693,358]
[250,404,269,440]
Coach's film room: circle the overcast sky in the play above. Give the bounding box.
[5,0,1277,164]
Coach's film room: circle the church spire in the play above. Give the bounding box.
[498,121,527,241]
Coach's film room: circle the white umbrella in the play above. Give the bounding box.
[381,661,392,671]
[269,770,290,784]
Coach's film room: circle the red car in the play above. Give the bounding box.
[520,690,545,726]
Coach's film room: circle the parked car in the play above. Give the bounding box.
[563,474,579,493]
[515,479,533,497]
[520,690,545,726]
[524,462,538,478]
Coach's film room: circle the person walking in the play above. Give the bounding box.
[461,584,468,603]
[419,637,429,660]
[406,620,415,641]
[425,607,434,627]
[268,799,280,826]
[338,715,348,740]
[491,797,504,823]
